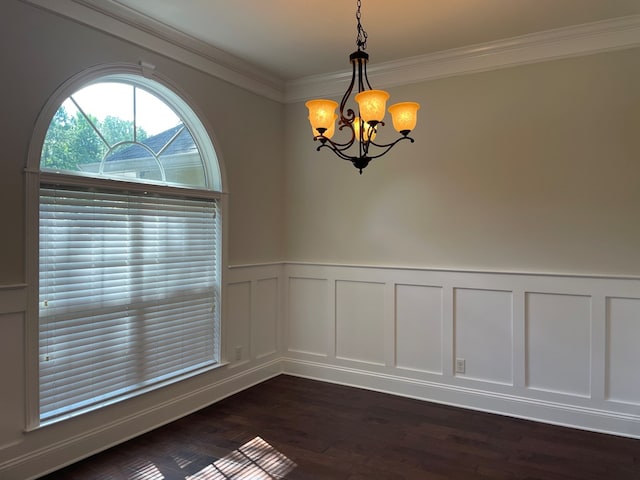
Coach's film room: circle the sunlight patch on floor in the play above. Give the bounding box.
[187,436,296,479]
[127,458,165,480]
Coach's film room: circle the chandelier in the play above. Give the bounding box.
[305,0,420,174]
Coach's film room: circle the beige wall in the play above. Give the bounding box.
[0,3,284,476]
[2,0,639,476]
[0,0,284,286]
[284,48,640,276]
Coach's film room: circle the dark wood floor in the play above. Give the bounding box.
[40,375,640,479]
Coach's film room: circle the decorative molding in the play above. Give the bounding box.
[282,359,640,439]
[282,261,640,281]
[20,0,285,102]
[0,284,27,290]
[284,15,640,102]
[227,262,284,270]
[225,263,283,284]
[5,262,640,479]
[282,262,640,438]
[18,1,640,104]
[0,284,27,315]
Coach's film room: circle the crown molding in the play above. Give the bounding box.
[285,14,640,103]
[20,0,286,102]
[19,1,640,105]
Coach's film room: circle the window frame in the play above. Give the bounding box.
[25,63,228,430]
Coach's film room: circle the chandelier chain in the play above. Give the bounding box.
[356,0,368,50]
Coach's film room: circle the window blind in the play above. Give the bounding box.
[39,186,219,420]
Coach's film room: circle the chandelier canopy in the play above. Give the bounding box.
[306,0,420,174]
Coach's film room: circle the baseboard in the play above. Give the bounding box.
[2,360,282,480]
[281,358,640,440]
[5,355,640,479]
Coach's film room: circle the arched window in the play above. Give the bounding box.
[34,71,223,423]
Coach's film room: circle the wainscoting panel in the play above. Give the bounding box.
[225,281,252,364]
[287,277,329,356]
[0,312,24,449]
[253,278,279,359]
[395,284,443,374]
[282,263,640,439]
[225,264,283,364]
[4,265,640,479]
[454,288,513,385]
[335,280,386,365]
[0,270,284,480]
[526,292,591,397]
[606,297,640,405]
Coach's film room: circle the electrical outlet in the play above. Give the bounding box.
[234,346,242,361]
[455,358,465,374]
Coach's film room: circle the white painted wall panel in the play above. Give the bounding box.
[253,278,278,358]
[606,297,640,405]
[526,293,591,396]
[395,284,443,373]
[225,282,252,363]
[455,288,513,385]
[287,278,329,356]
[282,264,640,439]
[336,281,385,365]
[0,313,24,449]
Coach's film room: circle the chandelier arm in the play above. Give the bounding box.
[315,136,415,162]
[364,136,415,160]
[317,143,364,163]
[367,136,407,149]
[312,123,357,149]
[362,57,373,91]
[361,133,369,157]
[357,56,365,92]
[313,136,355,150]
[339,121,357,146]
[339,63,358,125]
[314,138,355,149]
[368,136,415,149]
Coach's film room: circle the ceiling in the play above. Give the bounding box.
[110,0,640,81]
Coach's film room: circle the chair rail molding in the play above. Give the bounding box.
[0,284,27,315]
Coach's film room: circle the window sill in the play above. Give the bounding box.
[28,361,227,432]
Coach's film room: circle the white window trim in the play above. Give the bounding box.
[24,63,229,431]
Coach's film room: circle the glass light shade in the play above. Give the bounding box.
[354,89,390,123]
[305,99,339,132]
[388,102,420,134]
[312,114,338,139]
[353,116,377,142]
